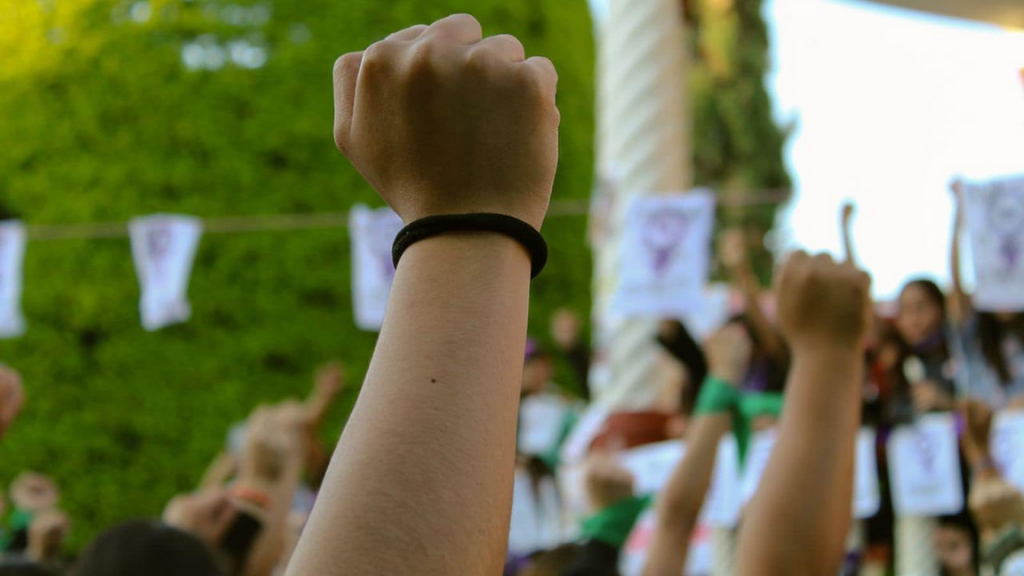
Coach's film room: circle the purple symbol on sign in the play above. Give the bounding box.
[987,187,1024,273]
[641,208,691,276]
[913,430,936,473]
[147,226,172,280]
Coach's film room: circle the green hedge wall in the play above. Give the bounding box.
[0,0,595,549]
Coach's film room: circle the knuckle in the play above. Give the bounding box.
[361,41,395,75]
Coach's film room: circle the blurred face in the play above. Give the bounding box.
[521,356,552,396]
[897,285,943,346]
[934,525,974,575]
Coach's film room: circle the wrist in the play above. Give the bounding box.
[400,231,532,277]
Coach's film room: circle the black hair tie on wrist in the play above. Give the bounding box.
[392,213,548,278]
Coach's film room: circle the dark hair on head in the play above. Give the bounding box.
[978,312,1024,385]
[937,509,980,574]
[900,278,947,318]
[0,560,61,576]
[71,521,223,576]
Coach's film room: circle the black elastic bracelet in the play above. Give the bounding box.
[392,213,548,278]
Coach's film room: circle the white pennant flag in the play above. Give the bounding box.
[612,191,716,318]
[349,204,403,331]
[129,214,203,331]
[0,221,27,338]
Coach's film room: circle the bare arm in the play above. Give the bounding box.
[642,326,750,576]
[642,414,730,576]
[286,14,559,576]
[304,362,344,430]
[721,230,786,361]
[735,253,871,576]
[840,202,857,266]
[949,181,972,326]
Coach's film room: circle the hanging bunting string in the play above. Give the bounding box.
[23,190,791,242]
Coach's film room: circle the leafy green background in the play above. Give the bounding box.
[0,0,787,550]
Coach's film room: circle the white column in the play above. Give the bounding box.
[591,0,692,409]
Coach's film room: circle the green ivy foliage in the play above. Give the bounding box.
[0,0,788,551]
[0,0,594,549]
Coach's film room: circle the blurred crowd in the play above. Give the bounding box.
[1,11,1022,576]
[0,186,1020,576]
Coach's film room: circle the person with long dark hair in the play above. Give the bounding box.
[951,182,1024,408]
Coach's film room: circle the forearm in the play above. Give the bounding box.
[950,205,971,324]
[286,234,532,576]
[643,413,731,576]
[736,347,862,576]
[735,268,784,359]
[842,221,857,267]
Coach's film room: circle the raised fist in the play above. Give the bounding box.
[841,202,855,225]
[704,324,753,386]
[333,14,559,229]
[719,229,748,271]
[775,252,872,352]
[583,452,635,512]
[10,472,59,514]
[163,490,237,547]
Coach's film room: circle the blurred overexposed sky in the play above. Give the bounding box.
[766,0,1024,298]
[589,0,1024,298]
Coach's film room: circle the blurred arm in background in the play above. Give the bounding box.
[720,229,787,363]
[735,253,872,576]
[642,325,750,576]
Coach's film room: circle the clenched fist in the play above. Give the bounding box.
[334,14,559,229]
[775,252,872,352]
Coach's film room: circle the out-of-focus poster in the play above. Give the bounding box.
[612,192,716,317]
[962,176,1024,311]
[0,221,27,338]
[129,214,203,331]
[349,204,403,331]
[887,413,964,516]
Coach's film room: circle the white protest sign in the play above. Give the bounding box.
[701,435,742,528]
[887,413,964,516]
[129,215,202,331]
[518,394,570,457]
[349,205,403,331]
[854,428,881,519]
[741,428,778,504]
[991,411,1024,493]
[0,221,27,338]
[962,176,1024,311]
[612,191,716,317]
[619,440,686,496]
[508,468,567,556]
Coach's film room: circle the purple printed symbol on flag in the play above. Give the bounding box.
[147,226,173,280]
[640,208,692,277]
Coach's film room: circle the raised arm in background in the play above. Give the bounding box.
[304,362,344,430]
[735,252,872,576]
[949,180,972,326]
[0,364,25,439]
[641,325,751,576]
[720,229,786,361]
[285,14,558,576]
[840,202,857,266]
